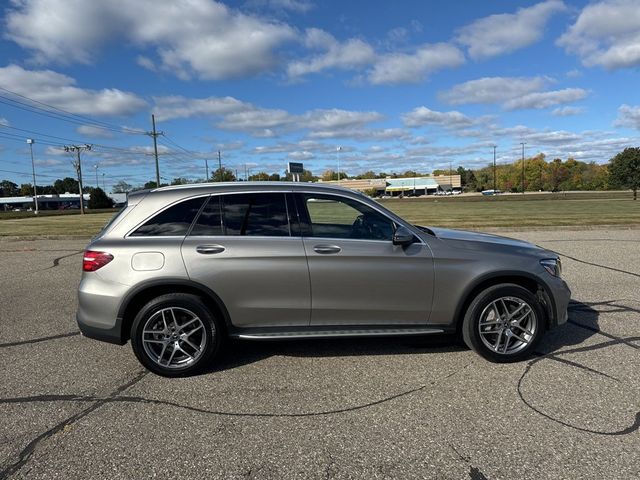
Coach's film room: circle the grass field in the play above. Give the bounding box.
[1,191,639,237]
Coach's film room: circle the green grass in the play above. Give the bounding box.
[0,212,116,236]
[380,195,640,228]
[1,192,638,237]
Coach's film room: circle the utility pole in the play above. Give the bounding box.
[94,164,99,189]
[337,146,342,181]
[520,142,526,194]
[64,144,92,214]
[205,158,209,182]
[146,114,163,187]
[102,172,106,190]
[217,151,222,182]
[27,139,38,215]
[492,145,497,192]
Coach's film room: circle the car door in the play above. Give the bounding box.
[181,192,310,329]
[296,192,433,326]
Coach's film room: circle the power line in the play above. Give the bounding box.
[0,86,146,135]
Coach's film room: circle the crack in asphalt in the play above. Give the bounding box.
[0,364,472,419]
[32,250,83,273]
[0,370,148,479]
[552,249,640,279]
[0,364,472,478]
[449,444,490,480]
[520,310,640,437]
[0,331,80,349]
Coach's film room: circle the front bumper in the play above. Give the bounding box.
[548,276,571,327]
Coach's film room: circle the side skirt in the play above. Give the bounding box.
[230,326,446,341]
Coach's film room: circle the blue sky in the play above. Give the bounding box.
[0,0,639,190]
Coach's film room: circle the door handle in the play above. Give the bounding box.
[313,245,341,254]
[196,245,225,255]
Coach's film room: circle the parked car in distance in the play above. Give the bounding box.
[482,189,502,196]
[77,182,570,376]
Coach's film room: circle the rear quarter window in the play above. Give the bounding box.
[130,197,206,236]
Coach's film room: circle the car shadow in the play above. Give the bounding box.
[199,299,599,375]
[534,299,600,355]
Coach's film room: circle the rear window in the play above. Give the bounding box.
[131,197,206,236]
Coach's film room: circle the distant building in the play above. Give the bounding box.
[0,191,125,211]
[319,175,461,196]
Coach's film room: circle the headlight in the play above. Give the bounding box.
[540,258,562,277]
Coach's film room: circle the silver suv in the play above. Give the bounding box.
[77,183,570,376]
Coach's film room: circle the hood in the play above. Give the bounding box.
[422,226,541,250]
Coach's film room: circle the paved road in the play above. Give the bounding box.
[0,229,638,479]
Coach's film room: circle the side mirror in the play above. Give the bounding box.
[392,226,415,246]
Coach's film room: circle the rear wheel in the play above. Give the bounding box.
[462,284,545,362]
[131,293,221,376]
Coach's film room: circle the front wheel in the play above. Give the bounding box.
[131,293,221,377]
[462,284,545,362]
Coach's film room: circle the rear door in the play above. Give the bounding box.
[296,192,433,326]
[181,192,310,329]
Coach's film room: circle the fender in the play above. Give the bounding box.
[452,270,558,329]
[116,277,233,342]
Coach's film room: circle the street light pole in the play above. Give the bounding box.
[94,164,99,189]
[492,145,497,192]
[520,142,526,194]
[27,138,38,215]
[337,146,342,182]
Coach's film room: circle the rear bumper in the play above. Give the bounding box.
[76,274,127,345]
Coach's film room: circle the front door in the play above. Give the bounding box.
[296,192,433,326]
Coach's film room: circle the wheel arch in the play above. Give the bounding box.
[117,278,232,343]
[453,271,556,334]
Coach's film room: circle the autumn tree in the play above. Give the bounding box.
[609,147,640,200]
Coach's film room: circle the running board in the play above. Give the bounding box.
[232,327,445,341]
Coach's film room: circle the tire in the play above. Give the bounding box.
[462,284,545,363]
[130,293,221,377]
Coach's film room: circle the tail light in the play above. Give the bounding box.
[83,250,114,272]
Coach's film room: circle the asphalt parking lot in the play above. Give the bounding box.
[1,229,639,479]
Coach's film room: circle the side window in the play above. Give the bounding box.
[222,193,290,237]
[131,197,205,236]
[302,194,394,241]
[190,196,223,236]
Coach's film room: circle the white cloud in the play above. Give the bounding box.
[0,64,146,116]
[287,151,314,160]
[440,76,587,110]
[557,0,640,69]
[367,43,464,85]
[439,76,547,105]
[136,55,156,71]
[245,0,314,13]
[152,94,384,136]
[457,0,567,59]
[4,0,296,80]
[153,95,251,121]
[287,29,463,85]
[0,118,9,126]
[76,125,115,138]
[401,106,474,128]
[614,104,640,129]
[307,128,408,141]
[287,29,376,78]
[551,106,586,116]
[503,88,588,110]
